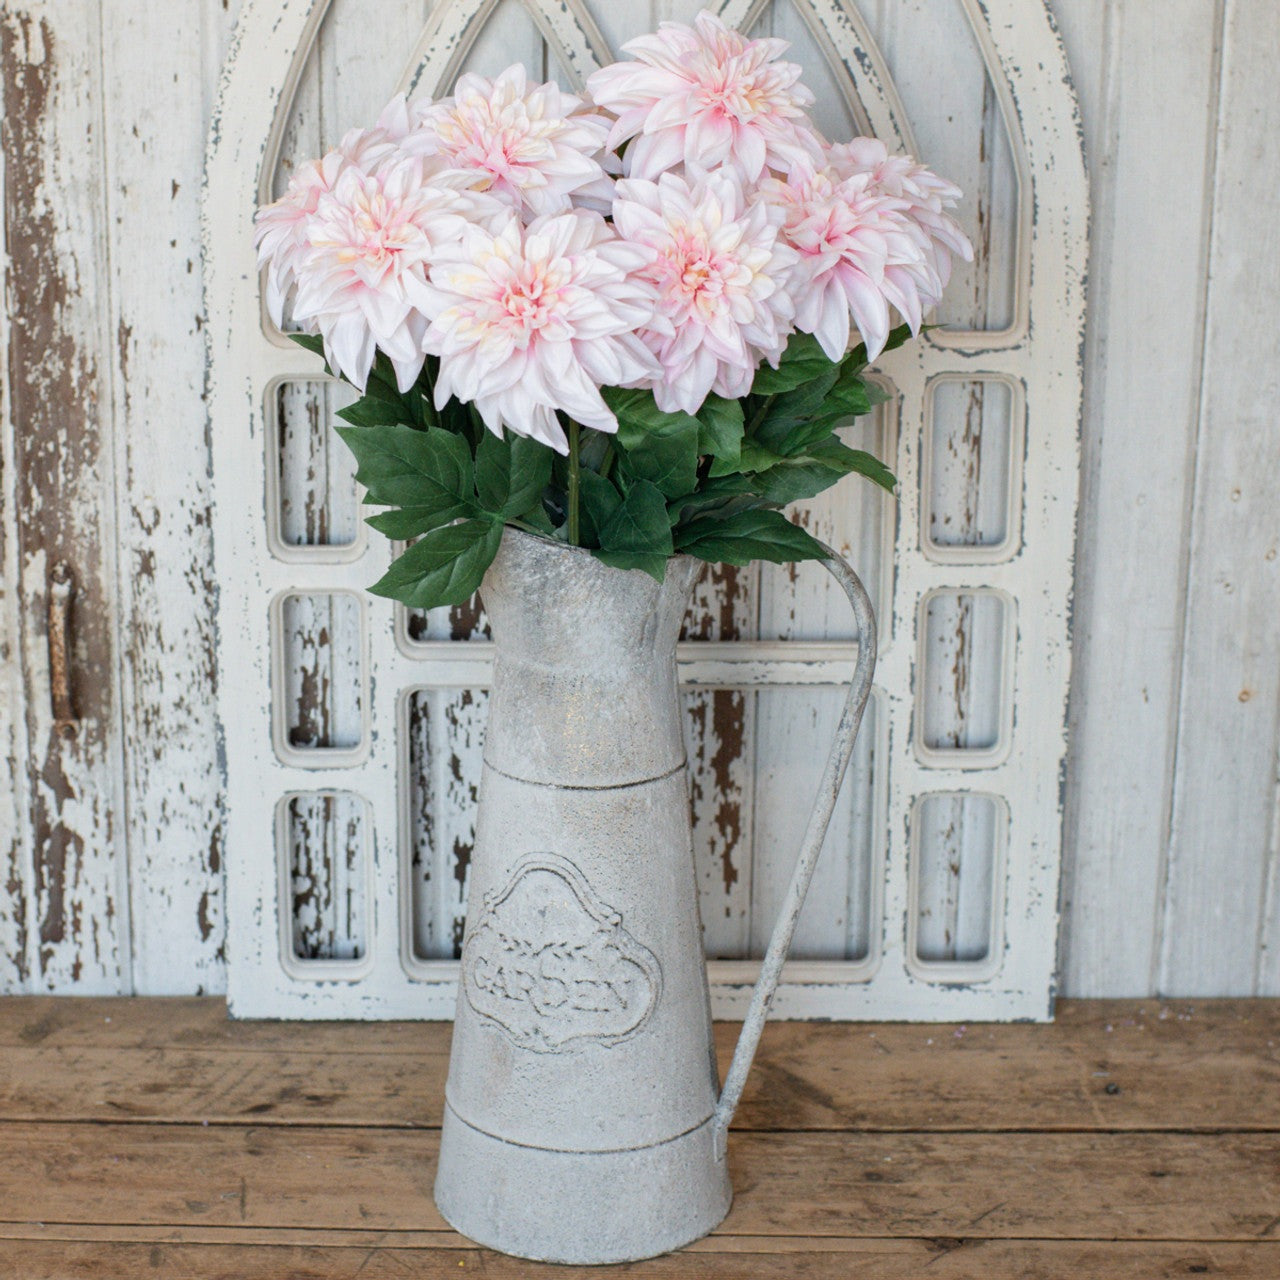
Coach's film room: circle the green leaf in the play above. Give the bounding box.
[747,358,885,460]
[335,397,413,429]
[749,461,845,506]
[436,390,474,439]
[335,424,477,528]
[667,473,758,525]
[596,479,673,580]
[741,436,897,505]
[599,478,673,553]
[520,502,556,535]
[695,395,745,467]
[771,406,866,458]
[750,331,836,395]
[676,508,827,566]
[752,367,840,452]
[848,321,915,368]
[368,519,503,609]
[593,548,670,580]
[475,432,554,519]
[289,334,435,428]
[577,425,614,473]
[599,388,703,499]
[713,438,786,475]
[805,436,898,493]
[829,366,876,412]
[366,507,459,540]
[576,468,624,546]
[288,332,329,366]
[616,420,700,499]
[601,387,701,444]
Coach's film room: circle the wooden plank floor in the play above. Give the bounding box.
[0,999,1277,1278]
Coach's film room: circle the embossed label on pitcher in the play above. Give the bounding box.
[461,854,662,1053]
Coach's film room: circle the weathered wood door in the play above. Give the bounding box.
[204,0,1086,1019]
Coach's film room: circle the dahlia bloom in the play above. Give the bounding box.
[612,171,797,413]
[404,65,615,218]
[587,11,823,183]
[287,159,487,392]
[254,97,413,328]
[762,161,921,361]
[827,138,973,326]
[416,209,661,452]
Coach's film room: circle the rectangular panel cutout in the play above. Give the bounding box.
[909,792,1006,980]
[403,687,488,962]
[747,689,883,965]
[924,377,1022,561]
[401,595,491,648]
[279,791,371,976]
[917,589,1012,766]
[685,687,883,968]
[273,591,367,765]
[269,379,362,559]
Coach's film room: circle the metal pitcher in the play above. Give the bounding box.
[434,528,876,1264]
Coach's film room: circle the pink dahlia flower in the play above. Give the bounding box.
[404,66,615,218]
[254,97,413,328]
[587,10,823,183]
[827,138,973,327]
[287,159,487,393]
[417,209,661,453]
[762,161,921,361]
[612,171,797,414]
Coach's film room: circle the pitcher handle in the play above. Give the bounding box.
[713,544,877,1154]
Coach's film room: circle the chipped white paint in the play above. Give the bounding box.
[0,0,1269,1002]
[1049,0,1280,998]
[1161,0,1280,997]
[20,0,1276,1004]
[0,2,133,993]
[203,0,1086,1020]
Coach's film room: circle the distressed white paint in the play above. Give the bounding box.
[1,2,131,992]
[0,77,26,992]
[4,0,1277,1001]
[101,0,243,994]
[1161,0,1280,997]
[1051,0,1264,998]
[201,0,1085,1020]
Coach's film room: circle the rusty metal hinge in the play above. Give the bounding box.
[47,561,77,737]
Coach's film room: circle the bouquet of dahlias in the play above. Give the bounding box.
[255,10,972,608]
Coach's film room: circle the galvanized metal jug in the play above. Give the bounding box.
[434,528,876,1264]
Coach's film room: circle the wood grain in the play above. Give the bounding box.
[3,1234,1276,1280]
[0,999,1277,1133]
[1161,0,1280,997]
[98,0,241,996]
[2,1122,1277,1241]
[0,2,127,994]
[0,0,1276,1002]
[1,999,1278,1273]
[1052,0,1224,998]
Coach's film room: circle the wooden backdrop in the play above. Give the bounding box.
[0,0,1276,1000]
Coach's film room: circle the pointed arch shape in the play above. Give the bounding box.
[205,0,1087,1020]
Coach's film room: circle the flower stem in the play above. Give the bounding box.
[567,419,582,547]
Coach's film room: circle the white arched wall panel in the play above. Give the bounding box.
[205,0,1086,1018]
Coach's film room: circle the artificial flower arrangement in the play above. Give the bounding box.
[255,10,972,607]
